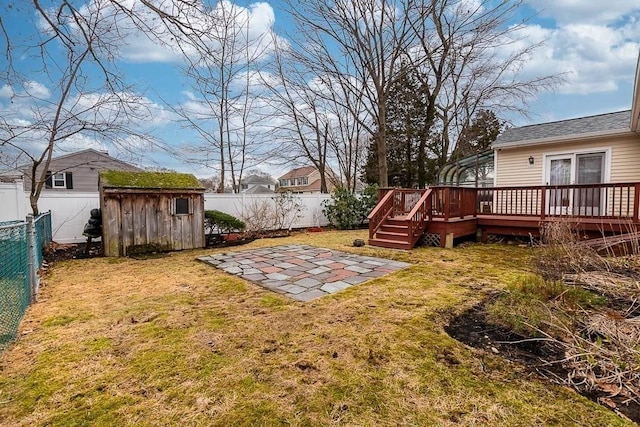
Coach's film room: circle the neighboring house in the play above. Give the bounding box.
[19,148,141,192]
[278,166,336,194]
[238,174,276,194]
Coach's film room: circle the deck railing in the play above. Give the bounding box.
[430,187,478,220]
[476,182,640,221]
[406,189,433,246]
[368,189,396,239]
[371,183,639,239]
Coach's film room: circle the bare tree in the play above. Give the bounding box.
[174,1,273,193]
[283,0,432,188]
[323,79,368,193]
[0,0,158,214]
[284,0,559,188]
[406,0,560,185]
[266,39,334,193]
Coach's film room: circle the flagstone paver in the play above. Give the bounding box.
[197,244,411,301]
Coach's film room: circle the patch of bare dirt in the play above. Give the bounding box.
[446,301,640,424]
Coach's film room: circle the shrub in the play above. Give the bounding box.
[240,199,274,236]
[204,210,245,244]
[359,184,379,219]
[322,185,378,230]
[272,191,304,231]
[239,192,305,236]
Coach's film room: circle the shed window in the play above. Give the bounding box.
[174,198,190,215]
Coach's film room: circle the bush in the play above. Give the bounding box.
[359,184,379,218]
[204,210,245,243]
[322,185,378,230]
[238,192,305,236]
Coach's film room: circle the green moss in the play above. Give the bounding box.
[84,337,112,353]
[258,295,288,308]
[99,170,203,189]
[42,315,77,327]
[45,393,135,426]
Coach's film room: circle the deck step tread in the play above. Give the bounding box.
[376,230,409,237]
[368,238,412,250]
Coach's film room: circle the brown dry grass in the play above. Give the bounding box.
[0,230,632,426]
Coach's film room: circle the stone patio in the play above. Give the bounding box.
[197,244,411,301]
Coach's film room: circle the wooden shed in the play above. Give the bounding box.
[99,171,205,257]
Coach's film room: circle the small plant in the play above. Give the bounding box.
[272,191,304,232]
[204,210,245,245]
[240,199,275,236]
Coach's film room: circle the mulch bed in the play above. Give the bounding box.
[446,301,640,424]
[46,241,103,262]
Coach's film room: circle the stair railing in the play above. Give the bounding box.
[368,189,396,239]
[404,188,433,247]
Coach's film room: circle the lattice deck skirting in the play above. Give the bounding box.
[421,232,441,247]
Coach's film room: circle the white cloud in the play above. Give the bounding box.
[528,0,640,25]
[23,81,51,99]
[81,0,280,65]
[505,6,640,97]
[0,85,14,98]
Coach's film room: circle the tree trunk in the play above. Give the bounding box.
[377,100,388,187]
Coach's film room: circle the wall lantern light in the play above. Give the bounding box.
[528,156,535,165]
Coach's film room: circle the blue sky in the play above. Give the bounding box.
[1,0,640,178]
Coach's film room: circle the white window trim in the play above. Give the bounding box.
[542,147,611,185]
[52,172,66,188]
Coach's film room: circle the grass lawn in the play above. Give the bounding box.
[0,230,632,426]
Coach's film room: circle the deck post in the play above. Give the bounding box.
[634,183,640,223]
[444,187,450,221]
[540,186,546,220]
[445,233,454,249]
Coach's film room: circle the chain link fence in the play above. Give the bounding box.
[0,212,52,352]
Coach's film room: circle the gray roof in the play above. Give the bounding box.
[493,110,632,147]
[240,174,276,185]
[245,184,274,194]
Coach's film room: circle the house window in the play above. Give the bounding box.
[241,184,248,190]
[296,177,308,186]
[45,171,73,189]
[174,198,190,215]
[279,179,288,187]
[52,172,66,188]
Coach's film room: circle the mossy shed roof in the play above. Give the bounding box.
[100,170,204,190]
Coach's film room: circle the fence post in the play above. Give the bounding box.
[26,214,38,303]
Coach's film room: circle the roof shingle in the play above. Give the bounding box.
[493,110,631,147]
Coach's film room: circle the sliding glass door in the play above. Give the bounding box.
[545,152,605,216]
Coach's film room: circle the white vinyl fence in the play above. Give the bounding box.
[0,180,28,222]
[204,193,331,230]
[0,181,331,243]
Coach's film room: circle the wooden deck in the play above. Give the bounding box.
[368,184,640,249]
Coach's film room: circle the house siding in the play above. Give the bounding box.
[495,134,640,187]
[23,150,140,192]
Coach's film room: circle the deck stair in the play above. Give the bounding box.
[370,217,413,249]
[368,189,433,250]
